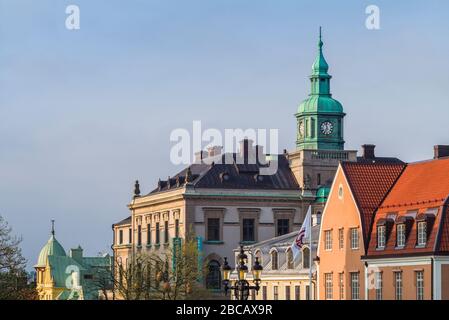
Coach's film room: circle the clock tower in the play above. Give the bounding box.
[296,28,345,150]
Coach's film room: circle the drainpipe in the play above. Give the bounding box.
[431,257,434,300]
[364,261,368,300]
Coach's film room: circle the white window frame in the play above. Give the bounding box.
[350,228,359,250]
[416,271,424,300]
[375,272,383,300]
[395,272,403,300]
[417,222,427,246]
[350,272,360,300]
[339,272,344,300]
[396,224,406,247]
[325,230,333,251]
[377,225,386,248]
[325,273,333,300]
[338,228,344,250]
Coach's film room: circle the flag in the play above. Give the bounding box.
[291,206,312,259]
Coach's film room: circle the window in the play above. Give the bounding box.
[175,219,179,238]
[128,228,132,244]
[302,247,310,269]
[377,225,386,248]
[350,228,359,250]
[147,224,151,245]
[271,251,278,270]
[119,230,123,244]
[317,173,321,186]
[338,185,343,199]
[137,225,142,246]
[416,271,424,300]
[325,273,333,300]
[338,228,344,249]
[286,249,294,269]
[417,222,427,246]
[277,219,290,236]
[339,273,344,300]
[295,286,300,300]
[325,230,332,251]
[285,286,291,300]
[207,218,220,241]
[397,224,405,247]
[262,286,267,300]
[350,272,360,300]
[394,271,402,300]
[251,289,256,300]
[164,221,169,243]
[375,272,382,300]
[205,260,221,290]
[242,218,255,242]
[305,285,310,300]
[273,286,278,300]
[155,222,160,244]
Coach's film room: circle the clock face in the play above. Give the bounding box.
[320,121,333,135]
[298,121,304,137]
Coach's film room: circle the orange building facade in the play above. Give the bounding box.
[318,146,449,300]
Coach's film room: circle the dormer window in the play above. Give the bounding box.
[417,221,427,246]
[396,224,406,247]
[286,249,294,269]
[377,225,386,249]
[271,250,278,270]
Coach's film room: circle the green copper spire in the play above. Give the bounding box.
[295,28,346,150]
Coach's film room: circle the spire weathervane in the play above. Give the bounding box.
[51,219,55,236]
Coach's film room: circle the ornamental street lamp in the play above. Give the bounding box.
[222,245,263,300]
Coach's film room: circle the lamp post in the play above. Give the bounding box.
[222,245,263,300]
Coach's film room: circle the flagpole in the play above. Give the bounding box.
[309,205,312,300]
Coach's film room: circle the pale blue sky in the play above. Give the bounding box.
[0,0,448,269]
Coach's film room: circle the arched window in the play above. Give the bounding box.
[286,249,294,269]
[206,260,221,290]
[271,251,278,270]
[302,247,310,269]
[255,250,262,265]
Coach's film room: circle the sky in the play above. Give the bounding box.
[0,0,448,270]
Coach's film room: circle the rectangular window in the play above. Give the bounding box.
[317,173,321,186]
[417,222,427,246]
[306,285,310,300]
[128,228,132,244]
[350,228,359,250]
[350,272,360,300]
[377,225,386,248]
[395,272,403,300]
[119,230,123,245]
[175,219,179,238]
[396,224,406,247]
[155,222,160,244]
[416,271,424,300]
[375,272,383,300]
[164,221,169,243]
[251,289,256,300]
[338,228,344,249]
[137,225,142,246]
[242,218,255,242]
[262,286,267,300]
[339,273,344,300]
[295,286,300,300]
[273,286,278,300]
[277,219,290,236]
[325,230,332,251]
[325,273,333,300]
[147,224,151,245]
[285,286,291,300]
[207,218,220,241]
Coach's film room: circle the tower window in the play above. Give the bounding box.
[317,173,321,186]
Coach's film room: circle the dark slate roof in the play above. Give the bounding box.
[113,216,131,226]
[148,153,299,195]
[356,156,404,164]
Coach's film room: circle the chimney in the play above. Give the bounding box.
[362,144,376,159]
[69,246,83,264]
[434,145,449,159]
[194,150,207,163]
[239,139,255,163]
[207,146,223,157]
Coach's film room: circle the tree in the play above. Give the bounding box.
[0,215,36,299]
[113,235,215,300]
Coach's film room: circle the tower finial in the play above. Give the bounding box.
[51,219,55,236]
[318,26,323,49]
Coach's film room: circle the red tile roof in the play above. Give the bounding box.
[366,157,449,257]
[341,162,406,248]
